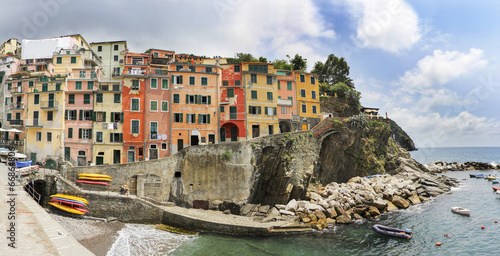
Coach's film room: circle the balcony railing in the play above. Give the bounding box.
[40,101,59,110]
[9,119,23,126]
[278,98,293,106]
[10,86,23,94]
[124,69,146,76]
[10,102,24,109]
[150,68,169,76]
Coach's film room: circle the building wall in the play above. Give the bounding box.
[90,41,126,81]
[295,71,321,130]
[144,75,171,159]
[220,64,246,141]
[276,71,297,120]
[0,39,20,55]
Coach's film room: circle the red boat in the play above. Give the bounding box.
[493,187,500,191]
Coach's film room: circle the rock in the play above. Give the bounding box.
[385,200,398,212]
[371,198,387,210]
[318,200,330,210]
[259,205,270,214]
[270,207,280,215]
[285,199,298,212]
[314,209,327,221]
[309,213,318,223]
[348,176,361,183]
[240,204,257,216]
[382,192,394,201]
[368,206,380,216]
[424,186,446,195]
[279,209,295,216]
[309,192,323,201]
[336,214,352,224]
[275,204,286,210]
[314,222,328,231]
[302,217,311,223]
[306,204,325,212]
[297,200,309,208]
[334,205,346,216]
[261,214,280,223]
[408,194,421,205]
[326,218,336,224]
[419,195,430,202]
[353,213,363,220]
[325,208,338,218]
[392,196,410,209]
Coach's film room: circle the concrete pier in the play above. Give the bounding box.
[0,164,94,256]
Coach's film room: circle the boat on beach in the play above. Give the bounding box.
[451,206,470,216]
[372,224,412,239]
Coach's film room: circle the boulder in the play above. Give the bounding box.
[392,196,410,209]
[371,198,388,210]
[419,195,430,202]
[325,208,338,218]
[326,218,336,224]
[279,209,295,216]
[270,207,280,215]
[306,204,325,212]
[334,205,346,216]
[309,192,323,201]
[285,199,298,211]
[275,204,286,210]
[259,205,270,214]
[297,200,309,208]
[408,194,421,205]
[314,209,327,221]
[385,200,399,212]
[336,214,352,224]
[368,206,380,216]
[318,200,330,210]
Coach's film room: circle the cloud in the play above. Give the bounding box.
[399,48,488,93]
[412,89,462,113]
[345,0,421,53]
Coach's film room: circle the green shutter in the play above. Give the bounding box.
[110,133,114,142]
[120,112,124,123]
[180,113,183,123]
[111,112,114,122]
[89,129,92,139]
[93,111,96,122]
[103,112,106,122]
[186,94,189,103]
[264,107,268,115]
[208,96,211,105]
[65,110,68,120]
[274,107,277,115]
[68,128,73,138]
[79,129,82,138]
[198,114,201,124]
[119,133,123,142]
[207,114,210,124]
[258,106,262,114]
[249,106,251,113]
[79,110,83,120]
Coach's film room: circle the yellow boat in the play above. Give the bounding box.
[49,202,84,215]
[50,194,88,204]
[487,176,498,180]
[78,173,112,179]
[78,177,112,182]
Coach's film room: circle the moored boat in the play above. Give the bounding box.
[48,202,85,215]
[451,206,470,216]
[493,180,500,184]
[469,174,477,178]
[492,187,500,191]
[486,176,498,180]
[372,224,412,239]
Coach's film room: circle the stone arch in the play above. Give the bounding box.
[279,120,291,133]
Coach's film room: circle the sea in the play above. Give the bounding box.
[107,147,500,256]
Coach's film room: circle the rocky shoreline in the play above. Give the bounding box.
[425,161,498,173]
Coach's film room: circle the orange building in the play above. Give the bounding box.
[169,62,219,153]
[295,71,321,130]
[175,53,207,64]
[219,63,246,141]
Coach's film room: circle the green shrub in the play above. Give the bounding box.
[224,151,232,160]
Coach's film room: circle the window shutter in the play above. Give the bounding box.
[65,110,68,120]
[207,114,210,124]
[79,110,83,120]
[249,106,251,113]
[89,129,92,139]
[93,111,96,122]
[198,114,201,124]
[120,112,124,123]
[264,107,268,115]
[208,96,211,105]
[79,128,82,139]
[180,114,183,123]
[186,94,189,103]
[103,112,106,122]
[111,112,114,122]
[119,133,123,142]
[110,133,114,142]
[258,106,262,114]
[274,107,277,115]
[192,114,196,123]
[68,128,73,138]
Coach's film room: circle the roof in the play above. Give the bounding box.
[147,48,175,53]
[90,40,127,45]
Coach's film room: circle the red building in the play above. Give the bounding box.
[219,63,246,141]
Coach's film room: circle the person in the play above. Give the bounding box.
[120,185,127,195]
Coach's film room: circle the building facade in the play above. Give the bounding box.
[219,63,246,142]
[295,71,321,130]
[276,70,298,133]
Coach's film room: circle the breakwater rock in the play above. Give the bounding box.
[425,161,499,173]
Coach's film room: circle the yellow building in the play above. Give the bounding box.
[295,71,321,130]
[241,62,279,138]
[0,38,20,55]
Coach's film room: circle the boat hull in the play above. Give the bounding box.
[451,207,470,216]
[76,180,110,186]
[50,194,88,204]
[49,202,84,215]
[50,199,86,207]
[372,224,412,239]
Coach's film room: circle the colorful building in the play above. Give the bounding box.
[90,41,127,81]
[295,71,321,130]
[276,70,298,133]
[0,53,21,134]
[175,53,207,65]
[169,62,219,153]
[0,38,20,55]
[241,62,279,138]
[219,63,246,141]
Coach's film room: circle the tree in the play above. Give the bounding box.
[273,59,293,70]
[227,53,260,64]
[290,54,307,71]
[312,54,354,88]
[258,56,268,63]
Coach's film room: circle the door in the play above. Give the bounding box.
[302,123,308,131]
[64,147,71,161]
[128,177,137,195]
[48,93,55,107]
[230,127,237,141]
[113,150,120,164]
[33,111,39,126]
[191,135,199,146]
[252,125,260,138]
[220,128,226,142]
[149,148,158,160]
[77,156,86,166]
[209,134,215,144]
[128,150,135,163]
[30,153,37,164]
[178,139,184,151]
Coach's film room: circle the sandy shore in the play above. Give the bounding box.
[49,212,125,256]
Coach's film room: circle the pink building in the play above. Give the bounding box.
[276,70,298,133]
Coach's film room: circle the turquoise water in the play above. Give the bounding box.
[108,147,500,255]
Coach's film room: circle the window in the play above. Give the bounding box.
[173,94,180,103]
[42,84,48,92]
[235,80,241,86]
[176,65,183,71]
[150,100,158,111]
[71,57,76,64]
[150,122,158,139]
[161,101,169,112]
[222,80,229,86]
[131,98,140,111]
[311,76,316,84]
[281,107,287,114]
[251,74,257,83]
[36,132,42,141]
[269,125,274,135]
[227,88,234,98]
[251,90,257,99]
[131,79,139,90]
[95,112,106,122]
[173,75,183,84]
[34,94,40,104]
[6,113,11,121]
[267,92,273,101]
[187,114,196,123]
[278,81,281,90]
[267,76,272,85]
[174,113,183,123]
[79,71,86,78]
[96,132,103,142]
[198,114,210,124]
[234,65,240,72]
[201,77,208,86]
[288,96,293,105]
[189,76,195,85]
[151,78,157,89]
[87,81,94,90]
[113,67,120,76]
[29,81,34,87]
[248,65,268,73]
[162,79,168,89]
[79,128,92,139]
[110,133,123,142]
[230,106,237,120]
[66,110,77,120]
[84,94,91,104]
[131,120,140,133]
[56,57,62,64]
[206,67,213,73]
[312,105,317,114]
[300,89,306,98]
[81,110,93,121]
[76,81,82,90]
[162,143,167,150]
[113,84,120,91]
[302,104,307,113]
[300,74,305,83]
[97,46,102,52]
[68,128,73,138]
[186,95,196,104]
[287,81,292,90]
[201,95,211,105]
[265,107,276,116]
[114,44,119,51]
[114,93,121,103]
[248,106,261,115]
[114,55,118,61]
[312,90,317,99]
[47,111,54,121]
[96,93,103,103]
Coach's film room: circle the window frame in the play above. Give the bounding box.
[131,98,140,111]
[161,101,169,112]
[131,120,140,134]
[150,100,158,112]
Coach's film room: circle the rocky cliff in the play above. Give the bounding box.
[388,119,417,151]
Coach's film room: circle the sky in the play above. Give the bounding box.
[1,0,499,148]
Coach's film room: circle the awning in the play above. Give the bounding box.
[0,128,7,132]
[7,129,23,133]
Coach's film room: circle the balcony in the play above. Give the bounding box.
[278,98,293,106]
[9,119,23,126]
[26,119,41,127]
[10,86,23,94]
[150,68,169,76]
[123,69,146,76]
[40,101,59,110]
[151,58,172,65]
[10,102,24,110]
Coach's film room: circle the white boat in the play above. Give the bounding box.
[451,206,470,216]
